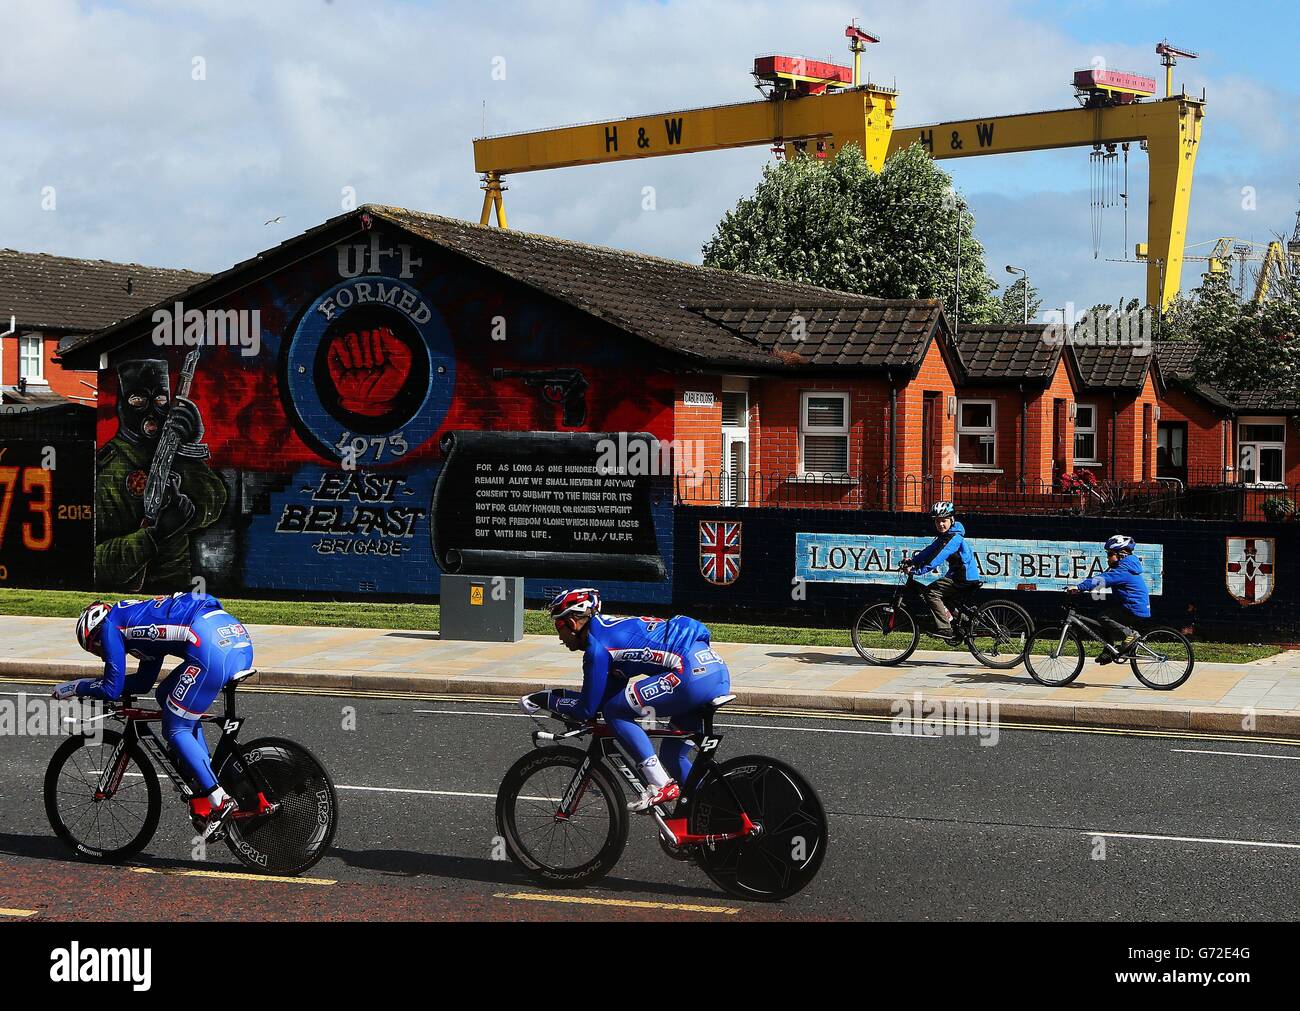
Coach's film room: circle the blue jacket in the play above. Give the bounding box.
[1078,554,1151,618]
[911,521,977,583]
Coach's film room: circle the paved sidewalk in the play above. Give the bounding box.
[3,615,1300,736]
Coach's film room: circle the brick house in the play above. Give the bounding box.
[0,248,205,405]
[1063,340,1159,483]
[1153,339,1300,494]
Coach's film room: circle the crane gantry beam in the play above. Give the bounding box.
[472,85,900,228]
[473,78,1205,308]
[888,96,1205,308]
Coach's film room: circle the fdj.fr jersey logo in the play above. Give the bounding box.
[281,276,455,464]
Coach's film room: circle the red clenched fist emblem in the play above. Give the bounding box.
[326,327,413,416]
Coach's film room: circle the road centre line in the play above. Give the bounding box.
[1171,748,1300,761]
[1085,830,1300,850]
[131,867,335,886]
[493,891,738,915]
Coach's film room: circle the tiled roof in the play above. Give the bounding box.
[59,205,950,374]
[693,302,946,369]
[1153,340,1299,413]
[0,248,207,333]
[1067,339,1152,390]
[953,324,1062,383]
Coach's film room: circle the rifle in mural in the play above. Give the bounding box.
[143,348,209,524]
[491,367,589,427]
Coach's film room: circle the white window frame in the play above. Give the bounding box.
[1239,416,1287,488]
[798,391,850,477]
[18,334,45,382]
[955,398,997,470]
[1073,402,1098,464]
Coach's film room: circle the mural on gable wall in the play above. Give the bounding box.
[93,229,676,603]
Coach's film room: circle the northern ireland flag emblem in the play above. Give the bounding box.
[699,520,741,586]
[1226,537,1275,606]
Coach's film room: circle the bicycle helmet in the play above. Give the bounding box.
[1104,534,1136,553]
[929,501,955,519]
[549,587,602,621]
[76,601,112,656]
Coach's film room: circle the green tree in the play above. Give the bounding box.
[702,143,998,324]
[993,276,1043,324]
[1163,268,1300,402]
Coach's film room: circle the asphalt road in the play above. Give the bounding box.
[1,678,1298,921]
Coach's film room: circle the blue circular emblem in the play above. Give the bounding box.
[282,275,455,463]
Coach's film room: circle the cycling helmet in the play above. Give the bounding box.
[929,501,955,519]
[1104,534,1136,554]
[76,601,111,655]
[549,588,601,621]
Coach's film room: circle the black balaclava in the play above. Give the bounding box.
[115,359,171,446]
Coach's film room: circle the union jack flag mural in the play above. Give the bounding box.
[699,520,741,586]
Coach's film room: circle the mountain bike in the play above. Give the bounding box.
[496,693,828,902]
[1025,604,1195,690]
[850,572,1033,668]
[44,669,338,875]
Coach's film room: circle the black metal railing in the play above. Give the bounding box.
[673,469,1300,521]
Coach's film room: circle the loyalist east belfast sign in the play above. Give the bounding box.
[795,533,1164,594]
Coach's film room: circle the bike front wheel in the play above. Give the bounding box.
[221,737,339,876]
[1130,628,1195,690]
[496,746,628,888]
[689,755,828,902]
[1025,625,1086,686]
[967,600,1033,669]
[44,729,161,861]
[851,602,920,665]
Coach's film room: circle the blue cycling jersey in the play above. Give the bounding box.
[78,592,241,701]
[563,614,715,724]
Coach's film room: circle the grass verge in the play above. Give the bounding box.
[0,588,1281,664]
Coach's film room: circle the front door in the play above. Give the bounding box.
[721,391,749,506]
[1051,399,1066,485]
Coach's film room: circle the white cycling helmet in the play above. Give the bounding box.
[76,601,111,655]
[1104,534,1136,554]
[549,588,602,621]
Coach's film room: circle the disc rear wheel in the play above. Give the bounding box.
[689,756,827,902]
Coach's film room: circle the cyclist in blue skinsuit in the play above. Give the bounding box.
[54,592,255,839]
[523,588,731,811]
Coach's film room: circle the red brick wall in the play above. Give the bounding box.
[896,337,958,510]
[1157,386,1229,482]
[672,378,722,501]
[2,332,95,402]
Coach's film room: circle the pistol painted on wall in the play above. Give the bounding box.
[491,367,589,427]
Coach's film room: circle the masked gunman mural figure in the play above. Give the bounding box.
[95,357,227,591]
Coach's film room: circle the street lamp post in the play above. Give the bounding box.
[1005,264,1029,323]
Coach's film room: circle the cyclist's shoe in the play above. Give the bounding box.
[1095,645,1118,665]
[1115,633,1140,656]
[188,797,213,833]
[629,781,680,813]
[200,797,239,842]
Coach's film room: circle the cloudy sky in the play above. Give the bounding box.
[2,0,1297,315]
